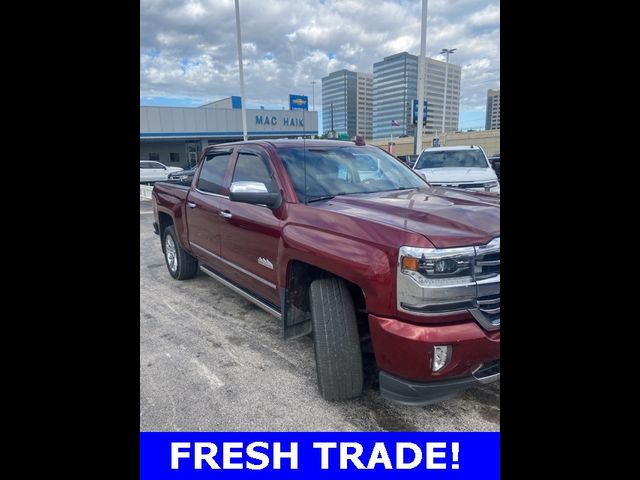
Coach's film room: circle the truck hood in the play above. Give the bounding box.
[415,167,497,184]
[313,187,500,248]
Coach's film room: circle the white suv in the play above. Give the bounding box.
[413,145,500,193]
[140,161,183,184]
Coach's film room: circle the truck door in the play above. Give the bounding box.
[185,148,235,266]
[217,147,283,306]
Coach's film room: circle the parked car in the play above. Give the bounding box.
[413,146,500,193]
[140,161,183,184]
[396,154,418,168]
[488,153,500,180]
[168,167,196,184]
[152,139,500,405]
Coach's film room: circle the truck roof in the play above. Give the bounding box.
[206,138,360,149]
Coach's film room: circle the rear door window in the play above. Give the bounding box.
[197,151,233,195]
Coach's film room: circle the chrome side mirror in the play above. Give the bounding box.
[230,181,268,193]
[229,181,281,209]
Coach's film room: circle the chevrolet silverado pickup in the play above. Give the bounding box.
[152,139,500,405]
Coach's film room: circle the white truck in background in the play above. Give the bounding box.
[413,145,500,193]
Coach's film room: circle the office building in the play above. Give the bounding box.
[356,72,373,139]
[485,89,500,130]
[321,69,373,139]
[372,52,461,140]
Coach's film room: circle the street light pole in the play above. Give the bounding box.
[311,80,316,111]
[415,0,428,155]
[234,0,248,141]
[440,48,456,140]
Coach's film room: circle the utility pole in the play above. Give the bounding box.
[234,0,248,141]
[415,0,428,155]
[311,80,316,111]
[440,48,456,142]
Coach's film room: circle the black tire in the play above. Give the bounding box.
[163,225,198,280]
[309,277,363,400]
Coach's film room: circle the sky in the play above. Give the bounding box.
[140,0,499,131]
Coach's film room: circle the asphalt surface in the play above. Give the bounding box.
[140,200,500,431]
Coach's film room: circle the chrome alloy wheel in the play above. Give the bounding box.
[165,235,178,273]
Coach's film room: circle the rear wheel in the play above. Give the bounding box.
[309,277,363,400]
[163,225,198,280]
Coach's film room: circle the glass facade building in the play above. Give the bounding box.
[372,52,461,140]
[321,69,358,138]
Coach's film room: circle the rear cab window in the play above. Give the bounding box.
[197,151,233,195]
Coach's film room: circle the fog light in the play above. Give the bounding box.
[432,345,452,372]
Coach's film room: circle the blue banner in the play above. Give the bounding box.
[289,94,309,111]
[412,99,428,125]
[141,432,499,479]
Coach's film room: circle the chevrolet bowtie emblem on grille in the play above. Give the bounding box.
[258,257,274,269]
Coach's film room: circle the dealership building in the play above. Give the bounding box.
[140,96,318,168]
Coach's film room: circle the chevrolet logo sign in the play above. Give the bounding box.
[292,98,306,105]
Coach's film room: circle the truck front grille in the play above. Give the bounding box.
[472,238,500,330]
[475,250,500,279]
[477,294,500,322]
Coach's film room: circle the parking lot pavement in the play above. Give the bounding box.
[140,200,500,432]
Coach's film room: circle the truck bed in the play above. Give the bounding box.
[153,181,190,203]
[152,182,191,250]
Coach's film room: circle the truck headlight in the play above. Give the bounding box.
[397,239,499,317]
[484,181,499,192]
[400,246,475,285]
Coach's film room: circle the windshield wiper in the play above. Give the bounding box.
[306,193,346,203]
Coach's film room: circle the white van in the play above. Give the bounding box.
[413,145,500,193]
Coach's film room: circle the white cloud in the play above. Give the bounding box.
[141,0,499,113]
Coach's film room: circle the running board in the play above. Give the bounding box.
[199,265,282,320]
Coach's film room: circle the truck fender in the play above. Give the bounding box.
[278,224,396,338]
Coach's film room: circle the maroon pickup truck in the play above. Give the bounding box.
[152,139,500,405]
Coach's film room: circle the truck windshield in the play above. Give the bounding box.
[414,150,488,169]
[277,146,427,203]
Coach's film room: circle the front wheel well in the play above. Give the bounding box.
[286,261,369,341]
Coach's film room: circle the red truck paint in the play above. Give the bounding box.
[153,139,500,404]
[368,314,500,381]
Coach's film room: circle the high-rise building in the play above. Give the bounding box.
[485,89,500,130]
[321,69,373,139]
[372,52,461,141]
[356,72,373,139]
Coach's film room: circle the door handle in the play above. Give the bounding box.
[219,211,233,219]
[187,202,197,208]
